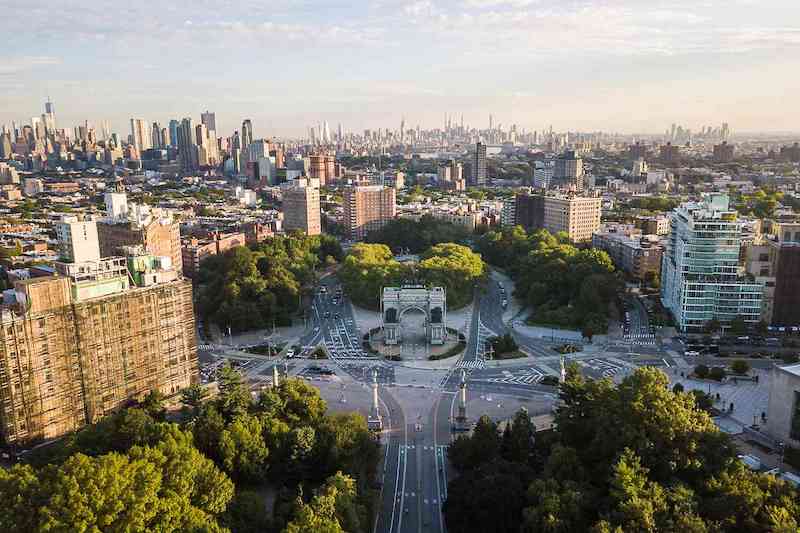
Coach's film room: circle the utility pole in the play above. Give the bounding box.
[272,365,280,389]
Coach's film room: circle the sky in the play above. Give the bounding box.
[2,0,800,138]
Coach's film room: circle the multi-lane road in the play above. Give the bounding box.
[200,271,699,533]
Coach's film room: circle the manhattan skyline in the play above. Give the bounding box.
[3,0,800,136]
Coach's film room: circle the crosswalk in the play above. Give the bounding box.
[624,333,657,346]
[576,358,626,378]
[198,344,216,351]
[457,359,485,370]
[483,369,544,385]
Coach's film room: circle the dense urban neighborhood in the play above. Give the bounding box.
[3,104,800,532]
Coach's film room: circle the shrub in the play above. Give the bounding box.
[784,445,800,470]
[694,364,709,379]
[691,390,714,412]
[731,359,750,375]
[781,353,800,365]
[708,367,726,381]
[672,383,685,394]
[540,375,560,387]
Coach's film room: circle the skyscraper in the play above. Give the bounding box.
[43,99,56,134]
[471,142,487,186]
[168,119,180,148]
[661,194,763,332]
[177,118,198,171]
[201,111,217,134]
[241,119,253,149]
[151,122,163,149]
[130,118,152,154]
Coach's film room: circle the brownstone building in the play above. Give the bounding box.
[181,232,245,279]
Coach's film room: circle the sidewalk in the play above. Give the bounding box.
[209,322,307,347]
[665,367,770,429]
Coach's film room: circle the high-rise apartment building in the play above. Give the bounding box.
[309,153,336,186]
[514,192,601,242]
[533,160,554,189]
[0,271,196,444]
[471,142,487,186]
[744,219,800,326]
[343,185,396,241]
[282,180,321,236]
[129,118,152,154]
[553,150,584,190]
[0,223,196,444]
[661,194,763,332]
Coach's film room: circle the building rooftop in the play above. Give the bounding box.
[778,364,800,379]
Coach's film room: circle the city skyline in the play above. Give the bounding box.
[3,0,800,136]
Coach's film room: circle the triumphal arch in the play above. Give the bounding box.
[381,286,446,345]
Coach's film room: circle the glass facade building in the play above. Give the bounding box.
[661,194,763,332]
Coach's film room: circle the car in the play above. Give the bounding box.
[737,454,761,471]
[335,313,341,319]
[501,299,508,308]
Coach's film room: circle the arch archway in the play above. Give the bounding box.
[381,286,447,346]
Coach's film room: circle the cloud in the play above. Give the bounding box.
[0,56,61,75]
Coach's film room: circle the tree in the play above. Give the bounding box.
[181,383,209,419]
[729,316,748,336]
[217,362,252,420]
[673,382,685,394]
[0,430,234,532]
[643,270,660,289]
[140,389,166,421]
[444,459,530,533]
[467,365,800,532]
[418,243,486,308]
[691,390,714,412]
[694,364,710,379]
[708,367,726,382]
[501,409,536,465]
[218,413,269,482]
[731,360,750,376]
[448,415,501,471]
[704,319,722,335]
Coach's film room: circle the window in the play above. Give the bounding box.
[791,391,800,441]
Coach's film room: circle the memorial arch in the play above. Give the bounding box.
[381,286,446,345]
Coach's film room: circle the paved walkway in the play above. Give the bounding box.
[665,367,770,429]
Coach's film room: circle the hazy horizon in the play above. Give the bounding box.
[3,0,800,138]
